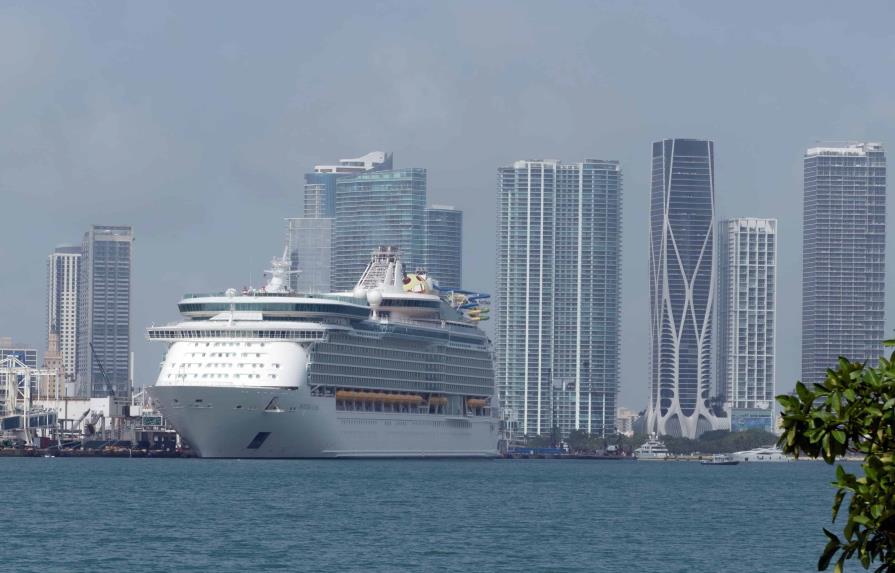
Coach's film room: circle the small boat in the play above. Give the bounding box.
[700,454,739,466]
[634,436,670,460]
[730,446,793,463]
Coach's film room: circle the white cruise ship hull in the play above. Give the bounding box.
[151,385,498,458]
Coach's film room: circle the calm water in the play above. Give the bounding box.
[4,458,846,572]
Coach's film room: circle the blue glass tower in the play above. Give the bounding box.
[331,168,427,291]
[647,139,718,439]
[424,206,462,289]
[77,225,133,398]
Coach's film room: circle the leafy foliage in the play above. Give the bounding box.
[777,342,895,572]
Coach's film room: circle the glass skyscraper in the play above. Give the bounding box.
[289,152,393,291]
[802,143,886,384]
[424,206,462,289]
[76,225,133,398]
[46,245,81,380]
[716,218,777,432]
[647,139,718,439]
[286,217,332,293]
[331,168,427,291]
[495,159,622,437]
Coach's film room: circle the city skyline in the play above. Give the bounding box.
[2,2,894,411]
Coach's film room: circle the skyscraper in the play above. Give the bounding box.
[46,245,81,380]
[802,143,886,384]
[647,138,718,439]
[331,168,427,291]
[424,206,462,289]
[286,217,332,293]
[716,218,777,431]
[288,152,393,291]
[77,225,133,398]
[495,159,622,437]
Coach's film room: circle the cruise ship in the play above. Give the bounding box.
[148,248,498,458]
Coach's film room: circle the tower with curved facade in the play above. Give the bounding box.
[647,139,718,438]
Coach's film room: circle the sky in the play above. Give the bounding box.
[1,0,894,411]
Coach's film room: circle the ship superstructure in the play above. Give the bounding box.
[148,247,497,458]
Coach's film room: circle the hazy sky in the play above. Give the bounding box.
[2,1,894,410]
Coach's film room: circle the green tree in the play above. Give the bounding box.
[777,342,895,572]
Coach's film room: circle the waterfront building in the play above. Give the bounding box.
[616,407,639,437]
[331,168,427,291]
[46,245,81,380]
[495,158,622,437]
[716,218,777,432]
[0,338,38,368]
[646,138,719,439]
[424,206,462,289]
[802,143,886,384]
[76,225,133,398]
[286,217,332,293]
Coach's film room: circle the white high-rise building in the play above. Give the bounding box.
[495,159,622,437]
[46,245,81,380]
[716,218,777,431]
[802,143,886,385]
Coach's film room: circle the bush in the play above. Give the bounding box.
[777,342,895,572]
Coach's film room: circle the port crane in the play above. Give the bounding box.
[89,342,115,397]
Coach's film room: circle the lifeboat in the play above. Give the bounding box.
[335,390,422,403]
[466,398,487,409]
[429,396,448,406]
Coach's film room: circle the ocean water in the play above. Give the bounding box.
[4,458,846,572]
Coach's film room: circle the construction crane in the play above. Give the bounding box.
[89,342,115,397]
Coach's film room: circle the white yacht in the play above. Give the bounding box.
[729,446,793,463]
[148,248,498,458]
[634,436,671,460]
